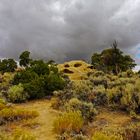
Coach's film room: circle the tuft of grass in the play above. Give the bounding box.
[0,108,39,125]
[21,119,40,129]
[53,111,83,135]
[0,129,36,140]
[12,129,36,140]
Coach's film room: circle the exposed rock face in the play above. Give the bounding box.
[58,60,94,80]
[63,69,74,74]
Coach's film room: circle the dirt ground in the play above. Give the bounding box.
[0,99,58,140]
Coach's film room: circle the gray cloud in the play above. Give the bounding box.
[0,0,140,63]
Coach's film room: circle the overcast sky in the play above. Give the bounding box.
[0,0,140,67]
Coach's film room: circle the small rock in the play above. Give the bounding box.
[6,103,14,107]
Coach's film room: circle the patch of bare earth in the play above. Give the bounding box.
[16,100,58,140]
[88,108,133,136]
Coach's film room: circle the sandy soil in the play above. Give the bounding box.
[14,99,58,140]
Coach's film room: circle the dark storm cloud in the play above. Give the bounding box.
[0,0,140,63]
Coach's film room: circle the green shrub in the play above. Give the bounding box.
[44,73,66,92]
[29,60,49,76]
[73,81,93,102]
[13,61,65,100]
[13,70,38,85]
[93,71,105,77]
[53,82,75,103]
[120,84,137,112]
[90,76,107,88]
[65,98,81,110]
[119,77,135,85]
[118,70,134,78]
[107,87,122,105]
[0,73,15,92]
[53,111,83,135]
[23,77,46,99]
[91,85,107,106]
[3,72,15,83]
[65,98,97,122]
[118,72,128,78]
[0,59,17,73]
[8,84,29,103]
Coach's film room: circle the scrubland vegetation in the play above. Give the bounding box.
[1,42,140,139]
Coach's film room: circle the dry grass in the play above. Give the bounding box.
[89,108,133,136]
[53,111,83,135]
[1,100,140,140]
[95,108,131,127]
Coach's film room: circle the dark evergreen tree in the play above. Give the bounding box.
[19,51,31,67]
[0,59,17,73]
[91,41,136,74]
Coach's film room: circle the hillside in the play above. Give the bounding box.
[0,59,140,140]
[58,60,94,80]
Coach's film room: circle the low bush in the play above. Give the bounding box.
[65,98,97,122]
[107,87,122,105]
[12,61,66,100]
[8,84,29,103]
[0,73,15,93]
[2,72,15,83]
[135,79,140,92]
[90,76,107,87]
[73,81,93,102]
[12,70,38,85]
[91,71,105,77]
[92,85,107,105]
[44,73,66,92]
[23,77,46,99]
[53,111,83,135]
[53,82,75,103]
[120,84,137,112]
